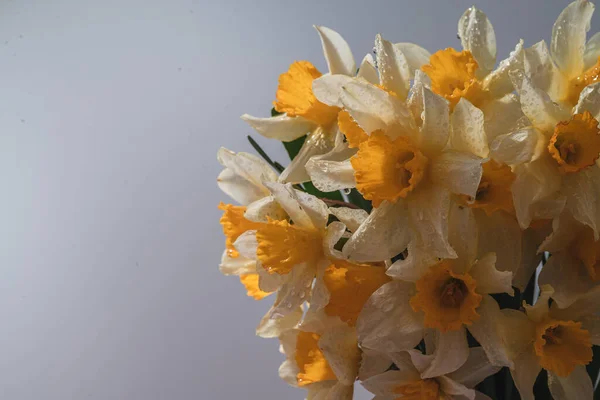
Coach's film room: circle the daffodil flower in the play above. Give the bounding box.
[501,285,600,400]
[520,0,599,108]
[361,348,501,400]
[241,26,359,184]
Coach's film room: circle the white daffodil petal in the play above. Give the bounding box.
[447,347,502,388]
[584,31,600,69]
[356,281,424,353]
[458,6,497,75]
[523,40,563,99]
[483,94,526,142]
[394,43,431,78]
[217,148,277,199]
[269,263,315,318]
[524,284,554,323]
[483,39,524,97]
[574,82,600,119]
[548,366,593,400]
[386,241,439,282]
[233,230,258,260]
[357,54,379,84]
[553,285,600,321]
[328,207,368,233]
[375,34,410,100]
[319,325,360,385]
[219,250,256,276]
[279,129,335,184]
[361,370,421,397]
[217,168,266,205]
[256,306,303,338]
[408,185,457,259]
[509,347,541,400]
[538,252,593,308]
[306,158,356,193]
[244,196,286,222]
[470,253,513,295]
[358,349,393,381]
[421,327,469,378]
[313,74,354,107]
[241,113,316,141]
[500,309,537,358]
[538,212,580,253]
[563,166,600,239]
[293,189,330,230]
[314,25,356,76]
[450,98,489,158]
[323,221,347,260]
[550,0,594,79]
[343,201,411,262]
[468,295,513,368]
[264,182,314,229]
[490,127,544,166]
[404,350,435,374]
[417,85,450,155]
[448,202,479,268]
[257,261,287,292]
[437,376,476,400]
[509,70,570,133]
[278,359,299,387]
[580,315,600,345]
[322,382,353,400]
[430,150,483,198]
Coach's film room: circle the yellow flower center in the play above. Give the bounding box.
[462,160,515,216]
[323,260,391,326]
[239,273,272,300]
[218,203,264,258]
[571,226,600,281]
[351,131,428,208]
[295,331,337,386]
[393,379,440,400]
[273,60,340,127]
[548,111,600,173]
[256,219,323,275]
[563,57,600,106]
[338,109,369,148]
[410,261,482,332]
[422,48,489,110]
[534,319,592,377]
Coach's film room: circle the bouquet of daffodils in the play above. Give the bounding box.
[217,1,600,398]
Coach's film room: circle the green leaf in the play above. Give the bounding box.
[247,135,284,173]
[347,189,372,212]
[271,107,283,117]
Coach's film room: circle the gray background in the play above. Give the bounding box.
[0,0,595,399]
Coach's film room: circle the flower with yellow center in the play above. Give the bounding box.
[462,160,516,216]
[501,285,600,400]
[361,348,501,400]
[548,111,600,173]
[241,26,358,184]
[294,331,337,386]
[358,253,513,379]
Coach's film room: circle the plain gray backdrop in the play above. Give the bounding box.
[0,0,596,399]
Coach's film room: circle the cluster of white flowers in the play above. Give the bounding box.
[217,1,600,399]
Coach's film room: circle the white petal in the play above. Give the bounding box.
[269,263,315,318]
[550,0,595,79]
[343,201,411,262]
[233,230,258,260]
[430,151,483,198]
[386,241,439,282]
[361,370,420,397]
[553,284,600,321]
[584,31,600,69]
[217,168,266,205]
[293,188,330,231]
[509,347,542,400]
[328,207,368,233]
[548,366,593,400]
[514,226,548,291]
[375,34,410,100]
[305,158,356,193]
[538,212,580,253]
[408,185,457,259]
[509,70,570,133]
[404,350,434,374]
[321,382,353,400]
[437,376,476,400]
[217,148,277,201]
[483,94,526,142]
[415,85,451,156]
[322,221,346,261]
[313,74,354,107]
[394,43,431,78]
[244,196,286,222]
[524,284,554,323]
[539,252,594,308]
[563,166,600,239]
[218,250,256,276]
[580,315,600,345]
[241,114,316,141]
[470,253,513,295]
[357,54,379,84]
[489,127,544,166]
[447,347,502,388]
[356,281,424,353]
[256,306,302,338]
[314,25,356,76]
[319,325,360,385]
[500,309,537,358]
[450,98,489,158]
[483,39,524,97]
[458,6,497,75]
[358,349,393,381]
[279,128,335,184]
[448,203,479,267]
[264,181,315,229]
[278,359,299,387]
[257,260,287,292]
[574,82,600,119]
[522,40,564,100]
[340,80,416,135]
[468,295,513,368]
[421,327,469,378]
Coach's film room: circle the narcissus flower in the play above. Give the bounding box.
[361,348,501,400]
[241,26,358,184]
[501,285,600,400]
